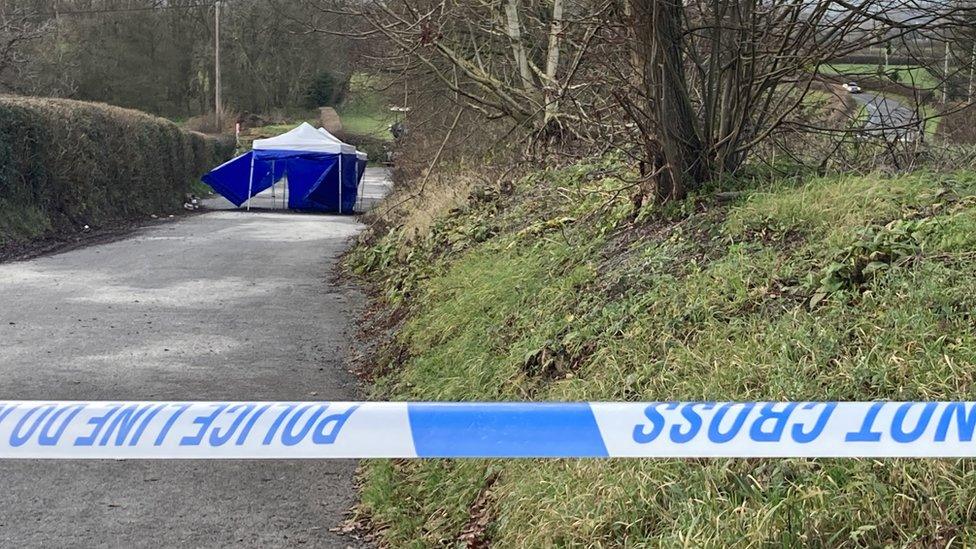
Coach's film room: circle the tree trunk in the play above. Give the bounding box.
[632,0,710,202]
[543,0,564,126]
[504,0,534,93]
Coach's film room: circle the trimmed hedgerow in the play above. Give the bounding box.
[0,95,234,245]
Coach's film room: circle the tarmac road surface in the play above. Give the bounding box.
[851,92,922,141]
[0,168,391,547]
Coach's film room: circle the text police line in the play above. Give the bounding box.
[0,402,358,448]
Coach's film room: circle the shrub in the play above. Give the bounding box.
[0,95,234,245]
[304,71,347,109]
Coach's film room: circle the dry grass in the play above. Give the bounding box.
[368,173,480,246]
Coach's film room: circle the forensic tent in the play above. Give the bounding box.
[317,126,369,187]
[201,122,367,213]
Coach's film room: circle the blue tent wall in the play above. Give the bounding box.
[201,150,357,213]
[202,152,271,207]
[297,158,341,210]
[356,158,368,184]
[305,153,357,212]
[340,153,358,212]
[282,154,338,209]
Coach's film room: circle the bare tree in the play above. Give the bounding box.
[0,3,48,93]
[317,0,612,137]
[338,0,974,204]
[620,0,976,201]
[0,1,357,119]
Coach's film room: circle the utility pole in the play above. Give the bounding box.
[214,0,222,129]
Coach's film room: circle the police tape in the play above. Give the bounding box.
[1,401,975,459]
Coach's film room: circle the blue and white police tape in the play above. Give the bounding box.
[1,401,975,459]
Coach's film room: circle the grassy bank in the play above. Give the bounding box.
[0,96,233,247]
[349,160,976,546]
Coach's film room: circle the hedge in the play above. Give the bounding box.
[0,95,234,245]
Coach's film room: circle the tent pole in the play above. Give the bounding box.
[246,152,256,211]
[271,160,276,208]
[338,154,343,214]
[355,158,362,213]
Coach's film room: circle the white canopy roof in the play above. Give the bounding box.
[253,122,348,154]
[318,127,366,159]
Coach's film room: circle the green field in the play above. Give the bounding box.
[350,162,976,546]
[337,73,393,139]
[821,63,940,90]
[232,74,393,152]
[337,111,391,137]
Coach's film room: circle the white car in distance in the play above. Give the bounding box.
[842,82,862,94]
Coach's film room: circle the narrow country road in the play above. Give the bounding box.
[851,92,921,141]
[0,168,390,547]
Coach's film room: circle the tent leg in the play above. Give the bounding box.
[246,153,256,211]
[338,155,343,214]
[355,161,363,213]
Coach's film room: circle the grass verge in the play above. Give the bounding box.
[348,160,976,546]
